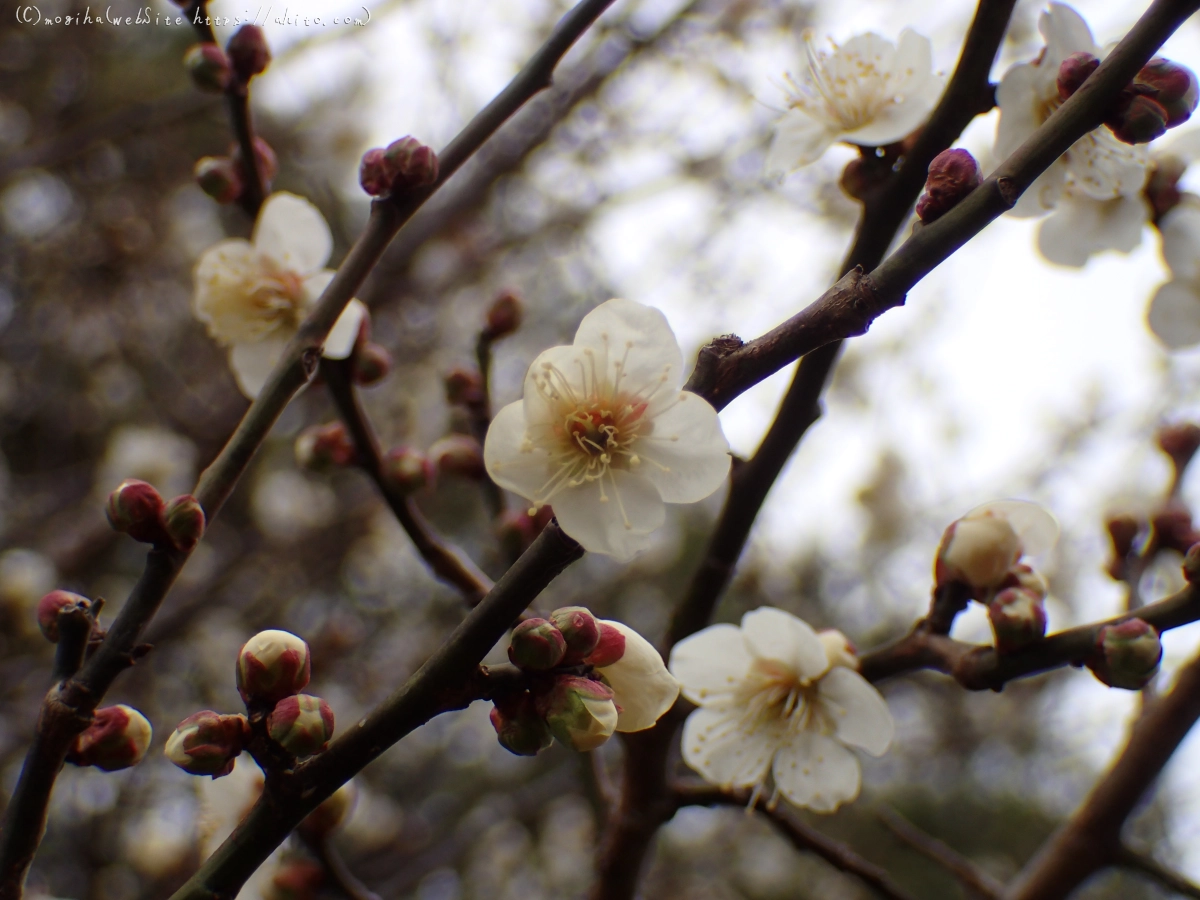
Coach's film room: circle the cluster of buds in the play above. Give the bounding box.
[935,500,1059,654]
[195,138,278,205]
[490,607,679,755]
[166,630,334,779]
[380,435,485,494]
[359,136,439,198]
[67,705,153,772]
[295,422,357,473]
[1057,52,1199,145]
[106,479,206,552]
[915,149,983,223]
[1086,618,1163,690]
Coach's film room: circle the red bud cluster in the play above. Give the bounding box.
[106,479,205,551]
[359,136,439,198]
[1056,53,1200,145]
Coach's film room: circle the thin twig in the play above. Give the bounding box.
[877,806,1004,900]
[322,359,494,604]
[1117,844,1200,899]
[675,785,917,900]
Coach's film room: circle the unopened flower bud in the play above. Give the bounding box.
[352,342,391,386]
[106,479,168,544]
[935,515,1022,591]
[483,292,522,341]
[232,137,279,187]
[1136,58,1199,127]
[226,25,271,80]
[818,629,859,670]
[1057,51,1100,101]
[298,782,357,840]
[195,156,243,204]
[988,587,1047,653]
[915,149,982,223]
[508,618,566,671]
[1106,515,1141,563]
[163,494,206,552]
[381,446,432,494]
[295,422,357,472]
[1152,504,1200,555]
[1158,422,1200,473]
[489,693,553,756]
[1088,618,1162,690]
[538,676,618,752]
[36,590,91,643]
[164,710,248,778]
[67,705,152,772]
[429,434,485,479]
[359,148,391,197]
[268,694,334,758]
[444,368,484,407]
[998,562,1049,600]
[184,43,233,93]
[583,621,627,668]
[383,136,439,190]
[550,606,601,664]
[1108,95,1169,145]
[236,629,311,706]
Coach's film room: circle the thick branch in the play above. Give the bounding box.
[1006,649,1200,900]
[322,359,493,604]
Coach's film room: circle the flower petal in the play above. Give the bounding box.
[817,667,893,757]
[483,400,550,501]
[1148,281,1200,350]
[1010,159,1067,218]
[741,607,829,682]
[1040,2,1098,67]
[323,298,366,360]
[228,335,291,400]
[965,499,1059,557]
[1160,203,1200,282]
[634,392,730,504]
[193,239,279,345]
[766,110,837,172]
[995,62,1049,161]
[772,731,861,813]
[597,621,679,733]
[1066,129,1147,202]
[1037,194,1147,267]
[252,193,332,274]
[841,94,937,147]
[552,469,666,561]
[681,706,777,790]
[669,623,754,705]
[520,344,589,430]
[573,298,684,409]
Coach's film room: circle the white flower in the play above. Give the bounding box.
[593,620,680,732]
[995,4,1147,219]
[193,192,366,399]
[766,29,942,173]
[669,608,893,813]
[1148,200,1200,349]
[1036,192,1149,268]
[483,298,731,561]
[936,499,1059,591]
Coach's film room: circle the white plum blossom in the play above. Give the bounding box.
[669,608,893,813]
[936,499,1059,591]
[996,4,1147,224]
[483,298,731,561]
[193,192,366,399]
[1148,200,1200,349]
[1037,192,1149,268]
[767,29,942,173]
[593,620,680,732]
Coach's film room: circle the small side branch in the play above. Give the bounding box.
[877,806,1004,900]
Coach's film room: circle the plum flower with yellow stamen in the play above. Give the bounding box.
[766,28,942,173]
[483,298,730,561]
[193,192,366,399]
[670,608,893,813]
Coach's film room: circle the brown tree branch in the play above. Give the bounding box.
[321,359,494,604]
[877,806,1004,900]
[1006,649,1200,900]
[675,784,917,900]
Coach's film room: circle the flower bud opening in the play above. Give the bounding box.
[236,629,312,706]
[537,675,618,752]
[1089,619,1162,690]
[489,693,553,757]
[988,587,1048,653]
[165,710,248,778]
[67,705,153,772]
[583,622,627,668]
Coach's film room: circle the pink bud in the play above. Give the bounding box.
[489,693,553,757]
[1108,95,1169,145]
[997,562,1048,600]
[915,149,982,223]
[195,156,243,205]
[236,629,312,706]
[550,606,601,664]
[1136,58,1199,127]
[1105,515,1140,563]
[429,434,485,480]
[295,422,358,472]
[1088,618,1162,690]
[381,446,432,494]
[36,590,90,643]
[1152,503,1200,555]
[164,710,248,778]
[1158,422,1200,471]
[352,342,391,386]
[163,494,206,552]
[582,622,627,668]
[444,368,485,407]
[183,43,233,93]
[935,514,1021,592]
[67,705,153,772]
[268,694,334,758]
[106,479,168,544]
[1057,51,1100,102]
[226,25,271,80]
[359,148,392,197]
[536,675,618,752]
[988,587,1047,653]
[483,292,522,341]
[508,618,567,671]
[382,136,439,190]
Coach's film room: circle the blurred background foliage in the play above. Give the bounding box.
[0,0,1196,897]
